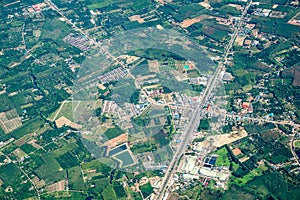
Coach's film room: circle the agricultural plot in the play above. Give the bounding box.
[172,3,205,22]
[0,94,14,112]
[231,163,268,187]
[130,61,150,77]
[131,0,150,11]
[103,126,124,141]
[41,19,73,46]
[49,101,80,121]
[81,160,111,177]
[56,152,80,169]
[133,105,168,137]
[86,0,123,9]
[215,5,241,16]
[0,109,22,133]
[102,185,117,200]
[0,163,22,185]
[46,179,66,192]
[40,191,87,199]
[12,148,27,159]
[180,14,211,28]
[0,162,36,198]
[68,166,85,190]
[35,141,78,183]
[35,153,66,184]
[187,18,232,42]
[251,16,300,38]
[139,182,153,198]
[10,117,44,139]
[55,116,82,129]
[51,141,79,157]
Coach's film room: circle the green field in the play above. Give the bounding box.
[49,101,80,121]
[103,126,124,140]
[131,0,150,11]
[35,153,66,184]
[0,163,22,185]
[51,141,79,157]
[139,182,153,198]
[20,143,36,154]
[102,185,117,200]
[68,166,85,190]
[294,140,300,148]
[215,147,231,166]
[41,18,73,45]
[86,0,121,9]
[81,159,111,177]
[35,141,78,183]
[10,117,44,139]
[41,191,88,199]
[56,152,80,169]
[231,163,268,187]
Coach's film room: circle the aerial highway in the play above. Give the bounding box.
[156,1,253,199]
[45,0,252,199]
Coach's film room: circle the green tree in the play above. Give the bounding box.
[197,119,210,131]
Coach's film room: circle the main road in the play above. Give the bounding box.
[156,1,252,199]
[45,0,252,199]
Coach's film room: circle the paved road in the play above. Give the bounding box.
[46,0,252,199]
[209,111,300,128]
[45,0,130,71]
[156,1,252,199]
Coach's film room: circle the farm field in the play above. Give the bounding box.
[0,0,300,199]
[215,147,230,167]
[49,101,80,121]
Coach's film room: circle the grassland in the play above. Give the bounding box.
[231,163,268,187]
[103,126,124,140]
[0,163,22,185]
[294,140,300,148]
[131,0,150,11]
[10,117,44,139]
[68,166,85,190]
[102,185,117,200]
[139,182,153,198]
[215,147,231,166]
[41,18,73,46]
[56,152,80,169]
[49,101,80,121]
[35,153,66,184]
[41,191,88,199]
[81,159,111,177]
[86,0,122,9]
[35,141,78,183]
